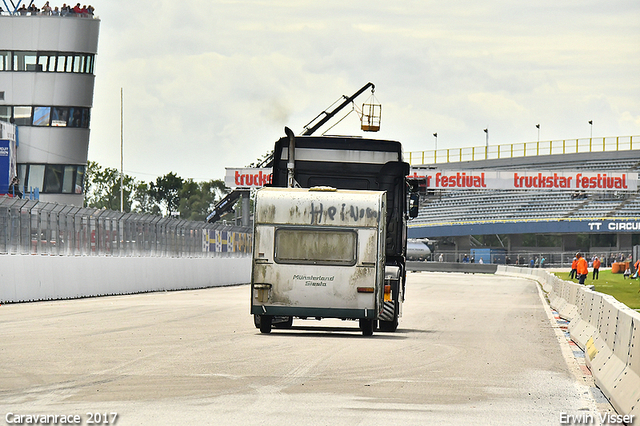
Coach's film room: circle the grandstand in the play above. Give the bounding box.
[407,136,640,264]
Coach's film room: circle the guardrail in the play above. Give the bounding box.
[407,135,640,165]
[496,266,640,418]
[0,196,251,257]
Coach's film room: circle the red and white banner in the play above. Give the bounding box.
[408,169,637,191]
[225,168,273,189]
[226,167,637,191]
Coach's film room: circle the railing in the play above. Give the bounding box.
[0,9,97,18]
[407,135,640,166]
[431,250,629,268]
[0,196,251,257]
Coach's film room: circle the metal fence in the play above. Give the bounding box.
[0,196,252,257]
[407,135,640,165]
[430,250,633,268]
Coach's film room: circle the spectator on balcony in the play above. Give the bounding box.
[52,6,59,15]
[72,3,82,14]
[42,2,52,14]
[61,3,70,15]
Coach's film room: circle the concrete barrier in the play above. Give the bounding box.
[0,255,251,303]
[407,261,498,274]
[499,265,640,418]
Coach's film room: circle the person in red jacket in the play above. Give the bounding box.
[592,256,601,280]
[576,252,588,284]
[570,256,578,279]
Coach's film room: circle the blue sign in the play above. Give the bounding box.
[410,218,640,238]
[0,139,10,194]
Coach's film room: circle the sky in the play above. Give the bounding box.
[87,0,640,184]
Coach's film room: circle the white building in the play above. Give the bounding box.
[0,9,100,205]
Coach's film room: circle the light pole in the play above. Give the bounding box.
[433,132,438,151]
[483,128,489,159]
[120,87,124,213]
[589,120,593,139]
[536,124,540,142]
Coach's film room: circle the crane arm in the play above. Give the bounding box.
[301,82,375,136]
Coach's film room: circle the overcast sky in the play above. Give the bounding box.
[87,0,640,183]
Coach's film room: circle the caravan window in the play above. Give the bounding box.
[275,228,357,266]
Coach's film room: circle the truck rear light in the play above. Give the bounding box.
[357,287,375,293]
[384,285,391,294]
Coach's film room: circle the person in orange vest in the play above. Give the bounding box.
[634,258,640,279]
[592,256,601,280]
[576,252,588,284]
[569,256,578,279]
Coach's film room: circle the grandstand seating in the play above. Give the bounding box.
[411,150,640,226]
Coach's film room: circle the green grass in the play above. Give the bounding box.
[553,270,640,310]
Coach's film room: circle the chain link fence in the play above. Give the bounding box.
[0,196,252,257]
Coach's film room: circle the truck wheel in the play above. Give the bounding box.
[259,315,272,334]
[253,314,261,328]
[378,298,399,332]
[359,318,375,336]
[378,317,398,332]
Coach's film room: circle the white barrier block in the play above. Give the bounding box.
[629,315,640,418]
[608,312,640,416]
[570,290,598,349]
[590,297,627,402]
[0,255,251,303]
[559,282,581,321]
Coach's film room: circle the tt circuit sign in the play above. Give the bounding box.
[588,221,640,232]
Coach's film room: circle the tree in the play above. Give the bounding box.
[85,162,229,220]
[150,172,184,215]
[178,179,227,221]
[132,181,161,215]
[84,161,135,211]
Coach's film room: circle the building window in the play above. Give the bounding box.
[75,166,85,194]
[33,107,52,126]
[0,106,9,123]
[4,105,90,128]
[52,106,69,126]
[18,164,86,194]
[44,165,65,193]
[56,54,67,72]
[27,164,46,190]
[13,106,32,126]
[0,51,9,71]
[62,166,75,193]
[13,51,39,71]
[0,50,95,74]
